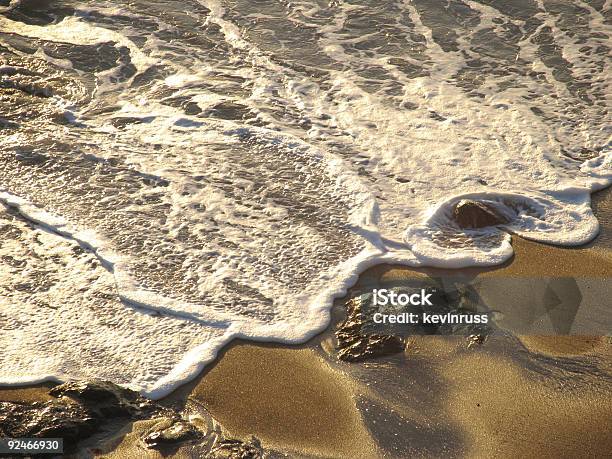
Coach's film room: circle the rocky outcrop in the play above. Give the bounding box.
[0,380,196,453]
[453,199,509,229]
[0,380,274,457]
[48,380,157,419]
[0,397,97,445]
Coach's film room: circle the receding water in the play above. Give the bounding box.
[0,0,610,396]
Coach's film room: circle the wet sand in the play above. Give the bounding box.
[1,189,610,458]
[409,335,612,458]
[168,344,378,458]
[0,382,56,403]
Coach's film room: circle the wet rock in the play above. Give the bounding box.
[0,380,277,457]
[183,101,202,115]
[210,436,264,459]
[0,380,184,453]
[110,116,152,128]
[453,199,509,229]
[142,417,202,448]
[203,101,253,120]
[0,399,97,444]
[49,380,156,418]
[336,298,405,362]
[0,380,276,456]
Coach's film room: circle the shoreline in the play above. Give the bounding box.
[1,1,610,456]
[1,187,610,457]
[0,185,610,399]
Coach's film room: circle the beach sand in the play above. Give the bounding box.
[0,382,56,403]
[168,344,378,458]
[1,189,610,458]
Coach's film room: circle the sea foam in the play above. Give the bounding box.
[0,0,610,397]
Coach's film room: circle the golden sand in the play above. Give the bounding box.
[439,349,612,458]
[0,382,56,403]
[182,343,377,458]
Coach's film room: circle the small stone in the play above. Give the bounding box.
[211,436,263,459]
[467,334,486,348]
[453,199,509,229]
[183,101,202,115]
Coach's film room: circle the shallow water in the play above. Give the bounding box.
[0,0,610,396]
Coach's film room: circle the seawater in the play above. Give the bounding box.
[0,0,610,397]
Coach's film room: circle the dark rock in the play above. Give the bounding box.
[203,101,252,120]
[0,399,97,443]
[467,334,486,348]
[49,379,156,418]
[0,380,176,453]
[0,379,279,456]
[183,101,202,115]
[142,417,201,448]
[336,298,405,362]
[110,116,151,128]
[453,199,509,229]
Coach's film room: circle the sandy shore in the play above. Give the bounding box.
[1,189,610,458]
[168,188,611,457]
[167,344,378,458]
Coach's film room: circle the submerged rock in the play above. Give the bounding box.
[336,298,405,362]
[453,199,509,229]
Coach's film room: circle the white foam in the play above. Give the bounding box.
[0,0,610,398]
